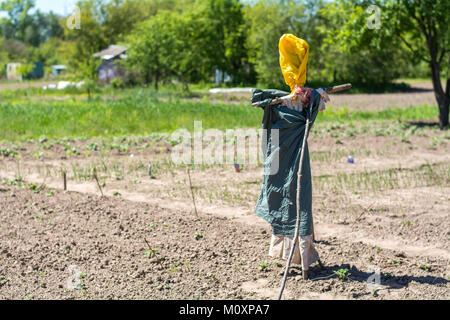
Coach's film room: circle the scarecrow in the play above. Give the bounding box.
[251,34,350,286]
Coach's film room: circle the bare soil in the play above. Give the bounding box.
[0,80,439,111]
[0,121,448,300]
[0,184,448,300]
[0,81,55,90]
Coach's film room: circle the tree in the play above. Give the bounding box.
[64,0,178,83]
[169,11,209,85]
[383,0,450,128]
[0,37,9,77]
[202,0,250,84]
[124,11,180,89]
[316,0,409,87]
[0,38,30,60]
[123,1,249,89]
[173,0,242,85]
[102,0,177,43]
[244,0,318,89]
[31,37,67,67]
[78,56,102,99]
[23,11,64,46]
[64,0,108,67]
[0,0,35,41]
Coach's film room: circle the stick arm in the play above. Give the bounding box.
[252,83,352,107]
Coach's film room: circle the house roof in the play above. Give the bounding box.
[93,45,127,60]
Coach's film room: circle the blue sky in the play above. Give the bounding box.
[32,0,78,16]
[0,0,78,17]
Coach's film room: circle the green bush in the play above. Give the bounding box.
[110,78,124,89]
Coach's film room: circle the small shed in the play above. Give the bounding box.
[6,63,22,81]
[27,62,44,79]
[93,45,128,82]
[51,65,67,76]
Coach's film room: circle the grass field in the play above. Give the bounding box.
[0,86,440,141]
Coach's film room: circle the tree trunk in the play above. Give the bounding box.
[183,82,190,92]
[443,78,450,129]
[429,59,449,129]
[154,70,159,91]
[438,99,450,128]
[145,72,151,87]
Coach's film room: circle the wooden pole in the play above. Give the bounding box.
[325,83,352,94]
[92,168,104,197]
[63,171,67,191]
[144,237,162,266]
[277,115,311,300]
[252,83,352,107]
[186,167,199,217]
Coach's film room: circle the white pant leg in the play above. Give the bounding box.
[269,234,320,270]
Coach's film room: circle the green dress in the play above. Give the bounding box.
[252,89,321,236]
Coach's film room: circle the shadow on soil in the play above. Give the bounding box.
[288,262,448,298]
[405,121,442,128]
[400,87,434,93]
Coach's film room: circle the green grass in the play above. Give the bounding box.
[0,100,259,141]
[315,162,450,194]
[0,90,439,141]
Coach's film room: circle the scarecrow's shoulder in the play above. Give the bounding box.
[251,88,289,105]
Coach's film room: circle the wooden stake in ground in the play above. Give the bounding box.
[277,116,311,300]
[92,168,104,197]
[144,238,155,257]
[144,237,163,265]
[63,171,67,191]
[39,164,48,191]
[186,167,199,217]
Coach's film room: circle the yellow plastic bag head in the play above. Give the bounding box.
[279,34,309,92]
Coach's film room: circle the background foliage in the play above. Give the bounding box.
[0,0,447,93]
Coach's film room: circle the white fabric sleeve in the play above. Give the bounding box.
[280,89,330,112]
[316,88,330,111]
[279,94,303,112]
